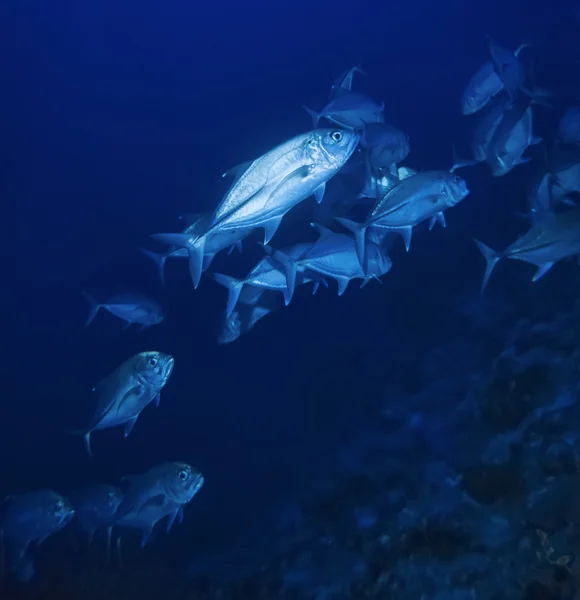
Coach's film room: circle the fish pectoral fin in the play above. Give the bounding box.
[265,165,312,207]
[532,262,555,282]
[153,392,161,407]
[123,416,139,438]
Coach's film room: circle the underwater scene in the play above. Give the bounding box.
[2,0,580,598]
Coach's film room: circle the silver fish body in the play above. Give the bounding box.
[475,208,580,291]
[82,292,164,329]
[78,351,174,457]
[306,92,384,130]
[154,129,358,288]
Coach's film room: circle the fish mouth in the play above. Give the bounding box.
[163,357,175,379]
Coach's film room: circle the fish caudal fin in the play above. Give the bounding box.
[139,248,168,287]
[81,292,101,327]
[335,217,367,266]
[473,239,502,294]
[213,274,244,317]
[151,233,206,289]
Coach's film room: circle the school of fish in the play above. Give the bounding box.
[2,37,580,584]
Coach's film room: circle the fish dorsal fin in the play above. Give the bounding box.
[397,166,417,180]
[221,161,253,181]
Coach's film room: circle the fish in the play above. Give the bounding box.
[461,61,504,116]
[116,462,204,521]
[474,208,580,292]
[73,351,174,457]
[264,224,392,297]
[485,96,541,176]
[549,147,580,203]
[143,212,248,286]
[82,292,164,329]
[152,129,359,288]
[525,170,556,222]
[213,242,324,316]
[304,92,384,130]
[217,290,285,345]
[361,123,410,175]
[69,484,123,543]
[329,65,365,100]
[485,37,527,100]
[1,490,74,582]
[558,107,580,146]
[337,171,469,262]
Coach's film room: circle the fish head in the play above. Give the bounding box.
[442,173,470,206]
[134,351,175,387]
[160,463,204,505]
[307,129,360,172]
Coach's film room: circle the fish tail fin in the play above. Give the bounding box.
[139,248,168,287]
[258,243,297,305]
[335,217,367,266]
[150,233,206,289]
[473,239,502,294]
[212,273,244,317]
[81,292,101,327]
[303,106,320,127]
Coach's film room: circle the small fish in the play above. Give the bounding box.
[116,462,204,521]
[461,61,504,116]
[329,65,365,100]
[558,107,580,146]
[304,92,384,130]
[82,292,164,329]
[73,351,174,457]
[337,171,469,262]
[474,208,580,292]
[1,490,74,582]
[217,290,286,345]
[153,129,359,288]
[213,242,318,316]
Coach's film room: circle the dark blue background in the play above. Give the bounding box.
[0,0,579,570]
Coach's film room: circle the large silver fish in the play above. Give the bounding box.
[474,208,580,292]
[337,170,469,262]
[74,351,174,457]
[152,129,358,288]
[82,292,164,329]
[461,61,505,116]
[1,490,74,582]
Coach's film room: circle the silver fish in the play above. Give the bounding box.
[1,490,74,582]
[82,292,164,329]
[70,484,123,542]
[266,225,392,298]
[461,61,504,116]
[116,462,204,520]
[304,92,384,130]
[152,129,359,288]
[474,208,580,291]
[558,107,580,146]
[485,36,527,100]
[213,242,318,316]
[74,351,174,457]
[217,290,285,345]
[362,123,410,175]
[337,171,469,262]
[549,147,580,203]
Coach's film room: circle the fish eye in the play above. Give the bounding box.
[331,131,343,142]
[453,175,462,183]
[55,500,63,511]
[148,356,158,367]
[178,469,189,481]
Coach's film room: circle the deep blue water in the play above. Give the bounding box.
[1,0,580,597]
